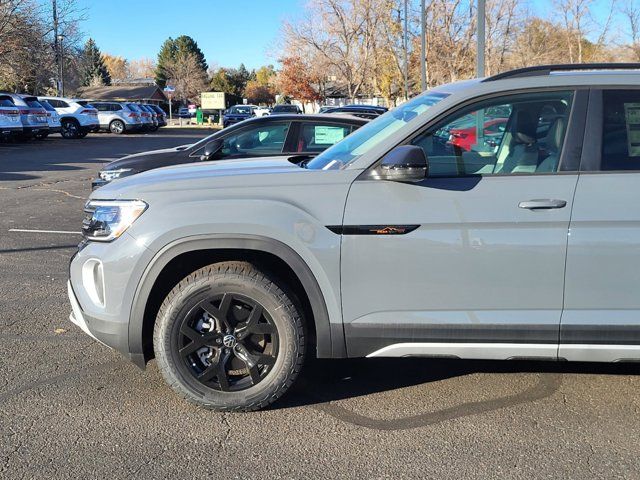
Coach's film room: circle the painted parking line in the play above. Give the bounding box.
[9,228,81,235]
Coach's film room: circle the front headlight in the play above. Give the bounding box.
[82,200,147,242]
[99,168,134,182]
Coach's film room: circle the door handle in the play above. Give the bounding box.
[518,199,567,210]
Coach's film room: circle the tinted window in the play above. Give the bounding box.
[39,100,56,112]
[296,123,352,153]
[24,99,44,109]
[93,103,109,112]
[0,98,14,107]
[410,90,573,177]
[221,123,290,156]
[600,90,640,171]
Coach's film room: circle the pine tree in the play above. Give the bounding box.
[81,38,110,87]
[155,35,207,88]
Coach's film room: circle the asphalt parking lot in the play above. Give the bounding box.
[1,129,640,479]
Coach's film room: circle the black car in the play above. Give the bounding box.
[222,105,256,127]
[271,104,302,115]
[92,114,368,188]
[321,104,388,119]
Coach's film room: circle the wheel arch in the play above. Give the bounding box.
[128,235,344,368]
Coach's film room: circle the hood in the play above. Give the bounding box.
[101,144,193,172]
[93,156,316,197]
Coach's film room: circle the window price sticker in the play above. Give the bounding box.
[624,103,640,157]
[314,126,346,145]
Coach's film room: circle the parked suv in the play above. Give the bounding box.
[0,93,48,139]
[38,99,62,137]
[69,64,640,412]
[38,96,99,138]
[146,104,167,127]
[91,101,142,134]
[0,95,24,140]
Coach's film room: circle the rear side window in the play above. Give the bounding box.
[600,90,640,171]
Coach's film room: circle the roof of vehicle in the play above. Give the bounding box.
[236,113,368,125]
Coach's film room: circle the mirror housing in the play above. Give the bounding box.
[375,145,428,183]
[200,139,223,161]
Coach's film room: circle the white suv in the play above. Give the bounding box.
[38,96,99,139]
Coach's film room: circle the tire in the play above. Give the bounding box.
[109,120,125,135]
[77,131,88,138]
[153,261,305,411]
[35,132,48,139]
[61,119,80,139]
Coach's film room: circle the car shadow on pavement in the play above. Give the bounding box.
[276,357,640,430]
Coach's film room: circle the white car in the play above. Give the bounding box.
[254,106,271,117]
[37,96,99,139]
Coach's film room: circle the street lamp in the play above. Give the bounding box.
[56,34,66,97]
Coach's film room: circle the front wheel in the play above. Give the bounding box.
[153,261,306,411]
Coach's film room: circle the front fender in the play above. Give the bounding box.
[128,234,346,364]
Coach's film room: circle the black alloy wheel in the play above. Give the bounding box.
[61,119,79,139]
[153,261,305,411]
[174,292,279,392]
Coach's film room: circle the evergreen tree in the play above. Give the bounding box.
[155,35,207,88]
[81,38,110,86]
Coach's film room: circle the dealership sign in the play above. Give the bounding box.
[201,92,226,110]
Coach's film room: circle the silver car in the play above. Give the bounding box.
[91,101,142,134]
[69,64,640,412]
[37,99,62,137]
[1,92,48,139]
[0,94,23,140]
[127,103,153,131]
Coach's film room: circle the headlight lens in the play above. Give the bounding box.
[82,200,147,242]
[99,168,133,182]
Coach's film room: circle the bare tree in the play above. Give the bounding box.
[621,1,640,60]
[164,52,207,104]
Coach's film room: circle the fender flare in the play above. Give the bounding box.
[128,234,345,366]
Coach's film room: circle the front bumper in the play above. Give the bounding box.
[68,235,155,369]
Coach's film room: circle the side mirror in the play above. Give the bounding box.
[200,139,223,161]
[376,145,428,182]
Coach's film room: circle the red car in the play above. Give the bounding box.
[448,117,508,151]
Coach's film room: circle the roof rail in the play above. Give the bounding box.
[483,63,640,82]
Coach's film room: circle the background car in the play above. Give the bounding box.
[254,106,271,117]
[1,92,49,140]
[90,101,143,134]
[222,104,256,127]
[37,99,62,138]
[138,104,159,131]
[127,103,153,131]
[448,117,508,151]
[38,96,99,139]
[146,104,167,127]
[320,104,388,119]
[177,107,191,119]
[271,104,302,115]
[0,95,23,140]
[93,113,368,188]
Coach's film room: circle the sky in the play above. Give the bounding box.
[82,0,303,70]
[79,0,629,71]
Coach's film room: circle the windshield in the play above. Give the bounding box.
[306,91,449,170]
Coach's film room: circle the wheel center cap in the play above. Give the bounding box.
[222,334,237,348]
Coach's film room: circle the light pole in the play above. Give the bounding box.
[53,0,62,96]
[420,0,426,91]
[58,34,66,97]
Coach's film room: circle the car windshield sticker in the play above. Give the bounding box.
[314,126,346,145]
[624,103,640,157]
